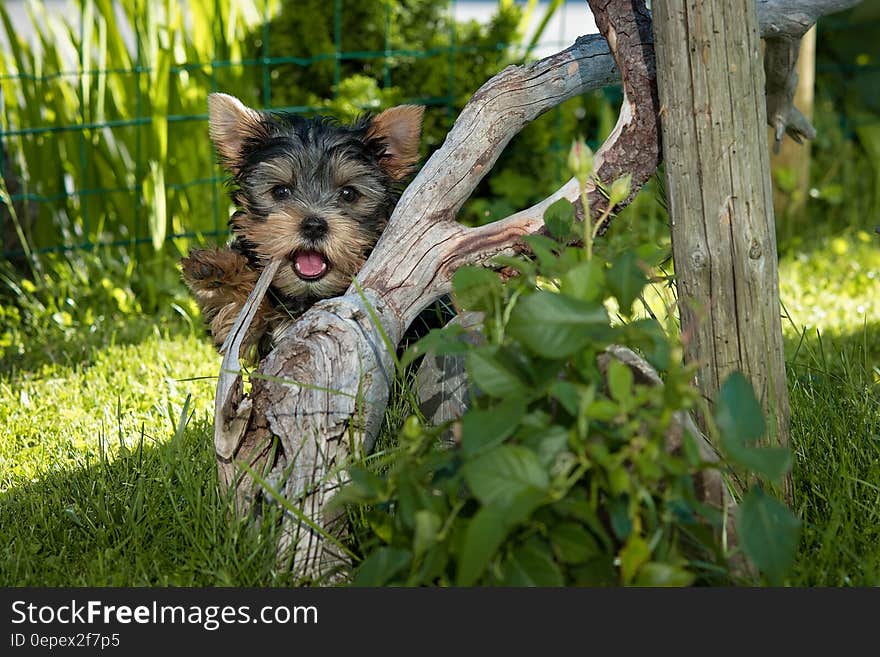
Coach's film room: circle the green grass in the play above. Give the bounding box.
[1,228,879,586]
[787,326,880,585]
[0,328,302,586]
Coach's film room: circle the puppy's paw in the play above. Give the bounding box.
[181,247,255,291]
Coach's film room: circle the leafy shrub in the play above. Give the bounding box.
[340,155,800,587]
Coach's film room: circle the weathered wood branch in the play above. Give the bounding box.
[764,35,817,151]
[756,0,861,38]
[214,0,858,580]
[761,0,859,150]
[215,1,656,580]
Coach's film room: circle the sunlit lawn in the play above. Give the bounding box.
[1,227,878,585]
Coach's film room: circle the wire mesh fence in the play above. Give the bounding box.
[0,1,876,261]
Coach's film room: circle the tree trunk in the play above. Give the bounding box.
[653,0,792,499]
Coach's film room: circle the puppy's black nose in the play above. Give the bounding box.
[300,215,328,239]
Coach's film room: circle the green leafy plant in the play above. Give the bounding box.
[338,145,800,587]
[0,246,198,372]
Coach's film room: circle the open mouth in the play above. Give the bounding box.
[292,249,329,281]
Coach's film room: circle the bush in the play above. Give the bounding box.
[339,159,800,587]
[0,248,197,372]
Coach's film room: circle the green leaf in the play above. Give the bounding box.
[571,555,617,585]
[413,510,442,560]
[587,398,619,422]
[715,372,792,483]
[411,545,449,585]
[353,547,411,586]
[624,318,672,371]
[492,255,536,278]
[716,371,766,445]
[347,466,386,500]
[619,535,651,584]
[549,380,580,416]
[452,267,503,312]
[606,358,634,404]
[737,487,801,585]
[727,445,792,484]
[461,398,526,457]
[554,492,614,551]
[522,235,562,273]
[607,251,647,315]
[507,291,610,359]
[400,324,469,368]
[463,445,549,506]
[609,497,633,540]
[550,522,599,564]
[504,538,565,586]
[519,425,570,469]
[633,562,695,587]
[505,487,548,525]
[368,514,393,545]
[466,347,527,398]
[560,260,606,302]
[456,505,508,586]
[543,198,575,241]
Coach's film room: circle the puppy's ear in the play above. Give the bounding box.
[366,105,424,180]
[207,93,268,173]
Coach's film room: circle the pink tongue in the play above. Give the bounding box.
[294,251,327,277]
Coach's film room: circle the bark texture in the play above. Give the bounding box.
[770,27,816,216]
[653,0,794,498]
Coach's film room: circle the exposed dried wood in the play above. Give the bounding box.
[759,1,859,150]
[770,26,817,218]
[756,0,861,38]
[212,1,657,579]
[653,0,796,500]
[765,35,817,151]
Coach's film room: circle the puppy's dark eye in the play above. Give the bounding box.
[272,185,292,201]
[339,186,360,203]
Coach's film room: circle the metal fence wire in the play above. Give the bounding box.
[0,1,876,260]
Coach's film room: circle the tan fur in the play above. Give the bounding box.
[183,95,425,359]
[233,210,374,300]
[366,105,425,180]
[180,247,280,353]
[207,93,268,172]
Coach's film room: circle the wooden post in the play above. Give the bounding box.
[652,0,792,498]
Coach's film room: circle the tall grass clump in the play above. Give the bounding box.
[0,0,279,267]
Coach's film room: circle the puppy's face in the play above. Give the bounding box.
[208,94,424,299]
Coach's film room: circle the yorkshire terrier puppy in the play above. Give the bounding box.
[181,93,424,357]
